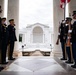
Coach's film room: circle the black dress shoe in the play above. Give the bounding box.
[71,64,76,68]
[0,62,8,65]
[8,58,16,60]
[65,61,73,64]
[60,58,67,60]
[0,67,4,71]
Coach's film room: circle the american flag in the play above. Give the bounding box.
[60,0,71,9]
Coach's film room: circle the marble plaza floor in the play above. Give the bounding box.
[0,56,76,75]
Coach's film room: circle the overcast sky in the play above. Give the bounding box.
[19,0,53,29]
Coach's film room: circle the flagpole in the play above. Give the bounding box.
[64,0,66,20]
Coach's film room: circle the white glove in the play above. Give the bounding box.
[66,24,68,26]
[68,30,72,33]
[68,37,70,39]
[58,33,60,35]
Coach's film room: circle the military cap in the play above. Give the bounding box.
[66,17,72,21]
[72,11,76,16]
[9,19,14,22]
[1,17,6,20]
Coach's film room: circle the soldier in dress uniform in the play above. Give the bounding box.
[65,17,73,64]
[0,17,2,55]
[8,19,17,60]
[0,5,5,70]
[0,18,8,64]
[71,11,76,68]
[0,17,2,64]
[0,5,2,63]
[56,20,67,60]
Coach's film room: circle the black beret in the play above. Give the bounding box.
[66,17,72,21]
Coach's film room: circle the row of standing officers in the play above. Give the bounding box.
[56,11,76,68]
[0,18,17,64]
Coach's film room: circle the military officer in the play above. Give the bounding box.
[8,19,17,60]
[64,17,73,64]
[71,11,76,68]
[0,18,8,64]
[56,20,67,60]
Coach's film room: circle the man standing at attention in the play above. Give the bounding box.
[8,19,17,60]
[56,20,67,60]
[71,11,76,68]
[1,18,9,64]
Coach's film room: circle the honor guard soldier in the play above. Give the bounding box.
[56,20,67,60]
[0,5,5,71]
[8,19,17,60]
[71,11,76,68]
[0,17,2,63]
[0,18,8,64]
[0,5,2,51]
[0,6,2,63]
[0,17,2,53]
[65,17,73,64]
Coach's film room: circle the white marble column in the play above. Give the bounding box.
[0,0,4,17]
[7,0,19,51]
[53,0,64,56]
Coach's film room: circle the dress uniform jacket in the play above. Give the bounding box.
[1,24,9,42]
[64,24,72,43]
[59,23,66,42]
[8,25,17,42]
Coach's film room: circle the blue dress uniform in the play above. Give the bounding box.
[71,11,76,68]
[8,19,17,60]
[1,22,9,64]
[59,21,67,60]
[64,17,73,64]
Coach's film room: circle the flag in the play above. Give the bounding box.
[60,0,71,9]
[61,0,71,3]
[60,0,65,9]
[67,0,71,3]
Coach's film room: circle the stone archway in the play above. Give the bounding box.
[33,26,43,43]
